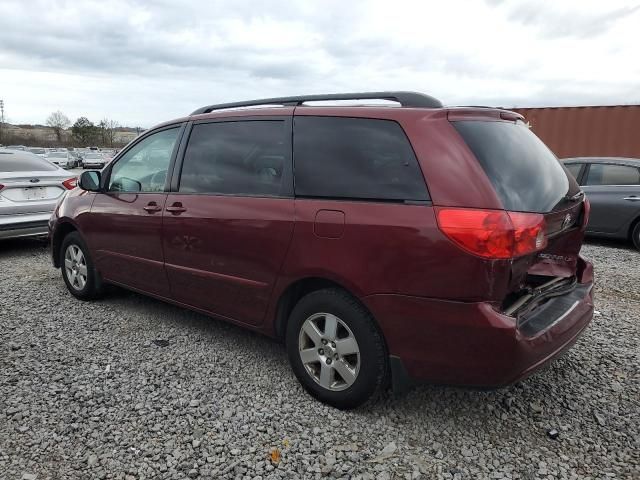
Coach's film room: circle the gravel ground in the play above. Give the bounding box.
[1,238,638,480]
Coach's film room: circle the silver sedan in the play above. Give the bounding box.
[0,149,77,240]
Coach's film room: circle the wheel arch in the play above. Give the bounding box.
[272,276,384,344]
[51,221,79,268]
[629,214,640,246]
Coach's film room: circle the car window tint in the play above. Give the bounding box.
[585,164,640,186]
[108,128,180,193]
[453,121,572,213]
[0,152,58,172]
[293,116,428,201]
[564,163,582,182]
[179,120,291,196]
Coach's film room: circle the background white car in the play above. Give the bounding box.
[45,151,76,169]
[0,149,77,239]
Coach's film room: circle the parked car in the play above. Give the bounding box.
[49,92,594,408]
[562,157,640,250]
[46,151,76,169]
[28,147,47,158]
[81,152,107,169]
[6,145,26,151]
[0,150,77,239]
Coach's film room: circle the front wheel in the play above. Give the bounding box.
[60,232,103,300]
[632,222,640,251]
[286,288,388,409]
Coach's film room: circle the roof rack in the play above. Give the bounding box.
[191,91,442,115]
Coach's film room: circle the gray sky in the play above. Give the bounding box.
[1,0,639,127]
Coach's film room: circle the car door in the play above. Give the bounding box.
[85,125,183,297]
[162,116,295,325]
[582,162,640,235]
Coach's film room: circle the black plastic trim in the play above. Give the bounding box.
[389,355,414,396]
[518,283,592,337]
[191,91,442,115]
[0,220,49,232]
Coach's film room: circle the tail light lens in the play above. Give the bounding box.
[62,177,77,190]
[436,208,547,259]
[581,198,590,229]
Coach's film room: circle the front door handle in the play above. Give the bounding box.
[143,202,162,213]
[166,202,187,214]
[623,196,640,201]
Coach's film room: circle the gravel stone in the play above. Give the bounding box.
[0,238,638,479]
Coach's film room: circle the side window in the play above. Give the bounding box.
[293,117,429,201]
[179,120,291,196]
[564,164,583,183]
[108,128,180,192]
[585,164,640,186]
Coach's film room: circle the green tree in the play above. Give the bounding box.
[71,117,98,146]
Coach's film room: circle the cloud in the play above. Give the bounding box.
[0,0,639,126]
[503,0,640,38]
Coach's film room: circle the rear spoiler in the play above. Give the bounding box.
[447,108,525,122]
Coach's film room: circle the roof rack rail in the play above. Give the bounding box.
[191,91,442,115]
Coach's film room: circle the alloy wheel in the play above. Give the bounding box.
[64,244,88,291]
[298,313,360,391]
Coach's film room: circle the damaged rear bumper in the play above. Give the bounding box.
[364,257,595,393]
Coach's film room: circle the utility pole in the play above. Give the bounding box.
[0,99,4,145]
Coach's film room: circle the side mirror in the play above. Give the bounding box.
[78,171,101,192]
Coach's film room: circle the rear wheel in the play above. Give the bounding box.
[286,288,388,409]
[60,232,103,300]
[632,221,640,251]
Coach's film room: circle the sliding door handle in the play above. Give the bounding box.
[143,202,162,213]
[166,202,187,214]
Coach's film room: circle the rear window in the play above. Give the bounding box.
[585,164,640,186]
[293,117,428,201]
[0,152,58,172]
[453,121,571,212]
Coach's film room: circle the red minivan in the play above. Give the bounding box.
[49,92,594,409]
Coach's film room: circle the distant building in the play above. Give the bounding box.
[511,105,640,159]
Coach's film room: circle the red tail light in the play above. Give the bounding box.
[62,177,77,190]
[581,198,590,229]
[0,184,4,192]
[436,208,547,259]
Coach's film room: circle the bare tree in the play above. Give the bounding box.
[98,118,120,147]
[46,111,71,143]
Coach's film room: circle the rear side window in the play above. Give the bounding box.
[585,164,640,186]
[0,152,58,172]
[179,120,291,197]
[293,117,428,201]
[453,121,571,213]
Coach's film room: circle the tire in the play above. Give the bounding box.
[285,288,388,409]
[632,221,640,251]
[60,231,103,300]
